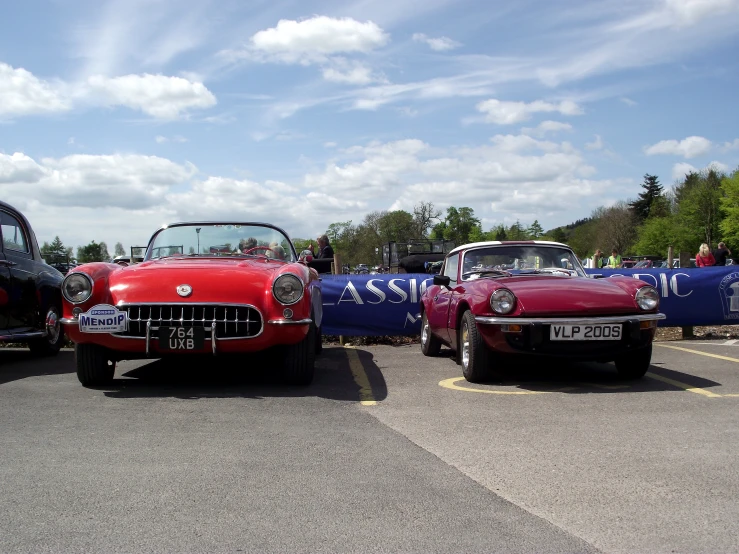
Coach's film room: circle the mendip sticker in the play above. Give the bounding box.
[79,304,128,333]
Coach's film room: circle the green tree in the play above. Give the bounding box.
[528,220,544,239]
[378,210,415,243]
[468,225,486,243]
[114,242,126,256]
[507,220,528,240]
[674,169,724,249]
[550,227,567,243]
[493,225,507,241]
[719,169,739,245]
[440,207,480,245]
[633,216,677,256]
[77,241,109,263]
[629,174,664,221]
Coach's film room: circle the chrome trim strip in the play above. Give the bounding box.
[60,317,79,325]
[212,318,217,355]
[475,313,666,325]
[145,320,151,357]
[267,318,312,325]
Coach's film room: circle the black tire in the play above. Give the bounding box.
[29,305,64,357]
[420,310,441,356]
[459,310,492,383]
[315,324,323,355]
[615,344,652,379]
[283,321,316,386]
[75,344,115,387]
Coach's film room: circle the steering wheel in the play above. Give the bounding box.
[244,246,274,256]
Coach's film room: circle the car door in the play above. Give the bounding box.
[0,247,11,331]
[428,253,459,343]
[0,210,37,331]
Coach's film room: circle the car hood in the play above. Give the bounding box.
[498,276,641,315]
[107,257,287,305]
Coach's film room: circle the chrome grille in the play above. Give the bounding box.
[113,304,262,339]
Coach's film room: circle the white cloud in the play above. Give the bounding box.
[321,58,385,85]
[521,120,573,138]
[0,153,47,183]
[86,74,216,119]
[721,139,739,151]
[0,152,196,209]
[620,97,638,107]
[476,98,584,124]
[155,135,188,144]
[664,0,739,27]
[585,135,604,150]
[412,33,462,51]
[644,136,712,158]
[247,16,389,64]
[0,62,70,117]
[672,160,730,180]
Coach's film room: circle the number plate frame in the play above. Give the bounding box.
[158,326,205,350]
[549,324,622,341]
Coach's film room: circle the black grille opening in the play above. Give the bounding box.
[113,304,262,339]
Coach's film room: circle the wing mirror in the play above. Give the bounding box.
[299,250,314,263]
[433,275,451,287]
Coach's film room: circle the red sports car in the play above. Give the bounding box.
[420,241,665,382]
[61,222,322,387]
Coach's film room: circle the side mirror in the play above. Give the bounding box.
[299,249,313,263]
[433,274,451,287]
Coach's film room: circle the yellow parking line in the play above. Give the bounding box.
[646,372,722,398]
[723,394,739,397]
[439,377,565,394]
[656,343,739,363]
[344,347,377,406]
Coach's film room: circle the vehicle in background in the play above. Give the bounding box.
[354,264,369,274]
[0,201,65,355]
[61,222,322,387]
[420,240,665,383]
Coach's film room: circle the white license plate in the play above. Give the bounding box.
[550,324,622,341]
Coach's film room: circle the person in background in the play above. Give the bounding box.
[696,243,716,267]
[592,249,605,269]
[606,248,623,268]
[713,241,731,266]
[309,234,335,259]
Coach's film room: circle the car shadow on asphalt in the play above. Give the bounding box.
[100,346,389,402]
[0,349,75,386]
[443,350,722,394]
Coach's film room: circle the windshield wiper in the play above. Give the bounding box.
[519,268,577,276]
[462,269,512,278]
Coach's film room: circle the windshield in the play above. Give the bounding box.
[461,245,585,280]
[146,223,297,262]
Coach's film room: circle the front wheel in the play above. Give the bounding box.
[282,322,316,386]
[420,311,441,356]
[459,311,492,383]
[614,344,652,379]
[29,305,64,356]
[75,344,115,386]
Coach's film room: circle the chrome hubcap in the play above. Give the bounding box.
[422,317,429,345]
[45,309,60,343]
[461,323,470,369]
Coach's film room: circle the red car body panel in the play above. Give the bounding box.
[422,241,663,359]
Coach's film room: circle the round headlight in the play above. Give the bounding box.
[272,274,304,305]
[62,273,93,304]
[636,286,659,311]
[490,289,516,314]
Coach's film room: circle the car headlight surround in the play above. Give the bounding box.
[635,286,659,311]
[62,273,93,304]
[490,289,516,314]
[272,273,304,305]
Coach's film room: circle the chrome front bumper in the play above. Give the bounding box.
[475,313,667,325]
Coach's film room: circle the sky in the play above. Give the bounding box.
[1,0,739,254]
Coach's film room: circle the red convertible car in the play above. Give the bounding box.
[420,241,665,382]
[61,222,322,387]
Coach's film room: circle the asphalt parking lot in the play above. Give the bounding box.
[1,340,738,553]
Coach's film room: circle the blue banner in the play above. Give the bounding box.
[320,267,739,336]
